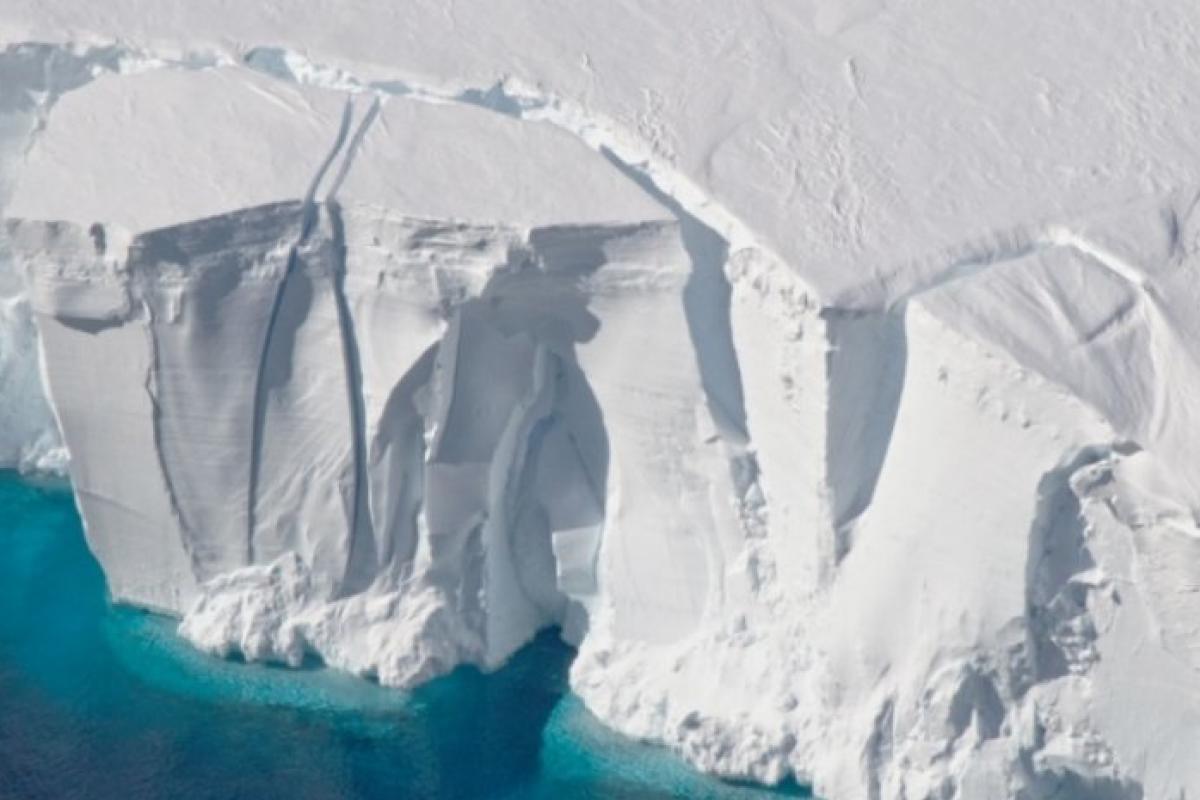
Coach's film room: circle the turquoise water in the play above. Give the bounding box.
[0,473,808,800]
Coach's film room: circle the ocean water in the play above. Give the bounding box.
[0,473,809,800]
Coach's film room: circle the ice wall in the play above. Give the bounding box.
[5,66,748,682]
[10,202,715,673]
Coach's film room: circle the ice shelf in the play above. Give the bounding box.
[1,11,1199,796]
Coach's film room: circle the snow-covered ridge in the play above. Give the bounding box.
[1,33,1199,800]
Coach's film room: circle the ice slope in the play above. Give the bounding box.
[2,3,1200,798]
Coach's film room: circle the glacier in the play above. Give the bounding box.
[2,3,1200,798]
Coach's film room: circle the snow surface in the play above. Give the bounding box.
[2,4,1200,798]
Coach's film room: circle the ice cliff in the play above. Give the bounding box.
[2,3,1200,797]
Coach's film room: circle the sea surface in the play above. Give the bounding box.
[0,473,808,800]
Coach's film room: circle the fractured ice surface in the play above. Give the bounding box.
[3,9,1200,797]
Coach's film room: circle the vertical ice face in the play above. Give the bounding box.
[0,235,62,472]
[146,206,304,588]
[10,204,719,677]
[10,219,200,611]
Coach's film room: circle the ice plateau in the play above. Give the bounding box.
[1,3,1200,798]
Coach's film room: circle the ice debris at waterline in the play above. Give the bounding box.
[0,474,806,800]
[0,4,1199,795]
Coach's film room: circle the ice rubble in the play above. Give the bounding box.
[1,11,1200,799]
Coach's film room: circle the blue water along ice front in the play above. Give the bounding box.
[0,473,808,800]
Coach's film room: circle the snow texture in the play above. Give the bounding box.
[1,4,1200,797]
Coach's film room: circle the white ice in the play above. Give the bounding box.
[2,4,1200,798]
